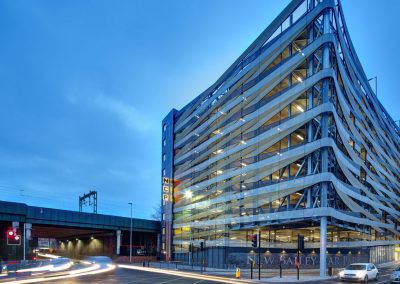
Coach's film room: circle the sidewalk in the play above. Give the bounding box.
[130,262,337,283]
[257,276,333,283]
[205,269,335,283]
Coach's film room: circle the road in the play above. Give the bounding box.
[40,267,225,284]
[25,264,400,284]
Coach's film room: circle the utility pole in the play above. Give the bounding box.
[79,190,98,213]
[128,202,133,263]
[368,76,377,97]
[258,231,261,280]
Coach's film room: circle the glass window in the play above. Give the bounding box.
[163,139,166,147]
[162,169,166,176]
[163,154,166,162]
[163,123,167,132]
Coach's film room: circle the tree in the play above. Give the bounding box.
[152,203,162,221]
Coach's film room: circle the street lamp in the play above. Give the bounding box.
[128,202,133,263]
[368,76,377,97]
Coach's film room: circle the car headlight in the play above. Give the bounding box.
[356,271,365,278]
[339,271,344,277]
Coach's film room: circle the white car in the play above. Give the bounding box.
[338,263,379,282]
[391,266,400,283]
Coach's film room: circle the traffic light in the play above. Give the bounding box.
[297,234,304,251]
[6,228,21,245]
[251,234,258,248]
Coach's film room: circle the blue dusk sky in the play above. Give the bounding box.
[0,0,398,219]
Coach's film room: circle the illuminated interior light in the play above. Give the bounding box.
[240,162,247,167]
[240,140,247,145]
[194,133,200,137]
[296,76,303,83]
[230,237,237,240]
[296,105,305,112]
[184,190,193,199]
[296,163,302,167]
[239,117,246,122]
[301,52,305,56]
[241,173,247,176]
[241,184,246,189]
[213,149,223,154]
[296,134,304,140]
[213,130,220,135]
[219,110,226,115]
[216,170,223,175]
[195,115,200,119]
[277,127,281,131]
[242,96,247,101]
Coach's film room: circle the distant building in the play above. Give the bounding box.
[161,0,400,274]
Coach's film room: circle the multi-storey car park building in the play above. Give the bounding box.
[161,0,400,275]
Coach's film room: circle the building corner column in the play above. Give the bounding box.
[320,216,327,277]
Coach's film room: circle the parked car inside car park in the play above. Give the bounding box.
[391,266,400,284]
[338,263,379,282]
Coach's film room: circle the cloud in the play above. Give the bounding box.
[67,93,158,133]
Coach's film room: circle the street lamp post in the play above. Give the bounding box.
[368,76,377,97]
[128,202,133,263]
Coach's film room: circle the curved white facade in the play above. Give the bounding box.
[161,0,400,272]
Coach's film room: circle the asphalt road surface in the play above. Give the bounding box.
[38,264,398,284]
[40,267,225,284]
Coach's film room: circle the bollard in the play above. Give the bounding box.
[279,263,282,278]
[235,266,241,279]
[143,261,145,267]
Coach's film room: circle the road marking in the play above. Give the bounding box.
[159,277,185,284]
[125,275,178,284]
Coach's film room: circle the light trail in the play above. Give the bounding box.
[118,264,242,284]
[1,264,115,284]
[37,253,61,259]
